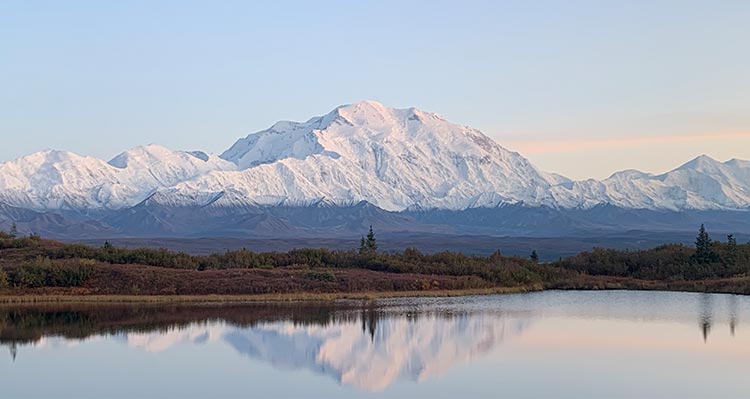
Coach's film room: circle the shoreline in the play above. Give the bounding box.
[1,279,749,305]
[0,285,541,305]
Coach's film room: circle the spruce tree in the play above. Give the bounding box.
[359,226,377,255]
[694,224,714,264]
[727,234,738,266]
[366,225,377,251]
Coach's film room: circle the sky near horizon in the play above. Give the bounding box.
[1,0,749,180]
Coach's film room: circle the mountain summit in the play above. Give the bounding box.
[205,100,558,210]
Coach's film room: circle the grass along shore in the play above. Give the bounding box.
[0,286,543,304]
[3,273,750,304]
[0,276,750,306]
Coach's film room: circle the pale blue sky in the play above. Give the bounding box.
[2,0,749,179]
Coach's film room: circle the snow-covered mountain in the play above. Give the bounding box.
[151,100,750,212]
[0,101,747,220]
[162,100,561,211]
[551,155,750,211]
[0,144,235,211]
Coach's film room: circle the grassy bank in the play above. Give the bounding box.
[2,275,749,304]
[0,286,542,304]
[550,274,750,295]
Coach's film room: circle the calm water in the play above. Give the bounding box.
[1,291,749,398]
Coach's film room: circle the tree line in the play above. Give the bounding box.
[554,224,749,280]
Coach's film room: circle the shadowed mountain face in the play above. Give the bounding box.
[3,200,750,248]
[100,199,449,238]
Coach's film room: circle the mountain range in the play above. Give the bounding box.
[1,100,748,239]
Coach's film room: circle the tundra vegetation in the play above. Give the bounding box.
[0,225,748,298]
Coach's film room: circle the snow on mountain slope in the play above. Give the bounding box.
[0,145,235,211]
[0,150,126,210]
[220,120,333,169]
[551,155,750,211]
[174,100,558,211]
[657,155,750,209]
[108,144,236,187]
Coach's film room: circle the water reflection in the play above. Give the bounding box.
[223,313,530,391]
[692,293,744,342]
[0,303,531,391]
[699,293,713,342]
[1,291,749,394]
[728,295,738,337]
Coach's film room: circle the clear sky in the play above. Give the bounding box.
[1,0,749,180]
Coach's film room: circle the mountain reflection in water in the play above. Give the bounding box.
[1,291,748,394]
[0,302,531,391]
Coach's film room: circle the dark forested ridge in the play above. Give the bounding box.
[0,225,749,297]
[3,200,750,241]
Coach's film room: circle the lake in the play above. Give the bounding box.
[1,290,748,398]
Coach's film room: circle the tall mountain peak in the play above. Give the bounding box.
[210,101,557,210]
[674,154,722,172]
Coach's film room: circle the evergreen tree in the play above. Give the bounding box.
[366,225,377,250]
[102,240,113,250]
[9,223,17,238]
[727,234,738,265]
[359,226,377,255]
[694,224,715,264]
[530,250,539,262]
